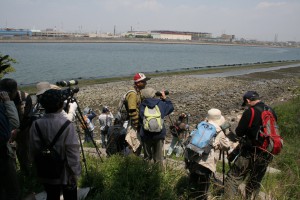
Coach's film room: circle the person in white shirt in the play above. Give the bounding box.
[98,106,114,148]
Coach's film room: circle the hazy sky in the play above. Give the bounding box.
[1,0,300,41]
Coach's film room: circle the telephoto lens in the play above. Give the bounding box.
[56,80,78,87]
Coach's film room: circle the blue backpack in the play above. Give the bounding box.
[185,121,217,160]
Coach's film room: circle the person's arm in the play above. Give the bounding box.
[161,99,174,117]
[64,101,78,122]
[64,124,81,179]
[215,127,230,151]
[235,109,252,137]
[88,110,97,120]
[127,92,139,128]
[1,91,20,129]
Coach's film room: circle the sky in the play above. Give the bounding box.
[1,0,300,42]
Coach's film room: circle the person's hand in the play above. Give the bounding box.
[160,90,167,100]
[0,91,10,102]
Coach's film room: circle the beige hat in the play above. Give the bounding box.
[36,82,51,96]
[50,84,61,90]
[141,87,156,98]
[207,108,225,127]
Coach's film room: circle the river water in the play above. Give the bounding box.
[1,43,300,85]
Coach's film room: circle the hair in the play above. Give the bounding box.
[39,89,64,113]
[0,78,18,100]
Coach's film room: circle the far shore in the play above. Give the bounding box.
[0,37,296,48]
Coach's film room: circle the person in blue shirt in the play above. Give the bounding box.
[139,88,174,165]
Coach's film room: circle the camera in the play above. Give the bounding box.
[56,80,78,87]
[61,87,79,100]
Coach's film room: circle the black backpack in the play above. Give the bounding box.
[34,120,71,179]
[106,125,126,156]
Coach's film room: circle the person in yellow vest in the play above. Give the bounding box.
[124,73,150,156]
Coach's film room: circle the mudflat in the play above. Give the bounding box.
[76,66,300,128]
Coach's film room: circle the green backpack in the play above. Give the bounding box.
[143,105,163,132]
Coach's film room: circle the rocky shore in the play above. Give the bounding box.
[76,66,300,134]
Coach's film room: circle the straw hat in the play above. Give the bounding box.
[36,82,51,96]
[207,108,225,127]
[36,82,61,96]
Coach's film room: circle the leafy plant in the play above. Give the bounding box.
[0,53,16,78]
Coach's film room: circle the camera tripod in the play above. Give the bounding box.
[65,94,104,181]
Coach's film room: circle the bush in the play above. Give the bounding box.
[80,155,187,200]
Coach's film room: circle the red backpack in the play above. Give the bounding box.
[249,106,283,155]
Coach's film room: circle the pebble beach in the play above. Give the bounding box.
[75,66,300,138]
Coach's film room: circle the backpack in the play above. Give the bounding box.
[34,120,71,179]
[106,125,126,156]
[249,106,283,155]
[117,90,136,123]
[0,103,12,157]
[143,105,163,132]
[184,121,217,161]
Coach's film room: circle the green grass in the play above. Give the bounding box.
[266,86,300,200]
[80,154,188,200]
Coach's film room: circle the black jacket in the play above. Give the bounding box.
[235,101,277,143]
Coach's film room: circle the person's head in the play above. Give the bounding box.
[114,117,121,125]
[39,89,64,113]
[102,106,109,113]
[83,107,90,115]
[0,78,18,100]
[241,91,260,107]
[206,108,225,127]
[141,87,156,99]
[133,73,151,90]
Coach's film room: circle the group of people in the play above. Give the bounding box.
[0,72,279,200]
[111,72,279,200]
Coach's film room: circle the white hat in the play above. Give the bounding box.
[36,82,51,96]
[141,87,156,98]
[133,73,151,83]
[207,108,225,127]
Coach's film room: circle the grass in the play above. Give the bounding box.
[80,154,188,200]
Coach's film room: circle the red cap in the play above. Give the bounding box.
[133,73,151,83]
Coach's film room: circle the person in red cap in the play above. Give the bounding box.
[124,73,151,156]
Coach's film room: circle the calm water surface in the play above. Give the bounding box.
[1,43,300,85]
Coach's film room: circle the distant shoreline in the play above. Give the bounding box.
[0,38,293,48]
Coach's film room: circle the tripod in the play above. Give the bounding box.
[65,93,104,181]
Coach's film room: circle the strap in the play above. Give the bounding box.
[35,120,71,148]
[248,107,255,128]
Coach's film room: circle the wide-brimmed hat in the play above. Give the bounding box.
[133,73,151,83]
[242,91,260,106]
[36,82,51,96]
[207,108,225,127]
[141,87,156,98]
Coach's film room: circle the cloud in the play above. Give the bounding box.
[104,0,162,12]
[256,1,287,9]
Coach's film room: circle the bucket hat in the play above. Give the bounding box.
[207,108,225,127]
